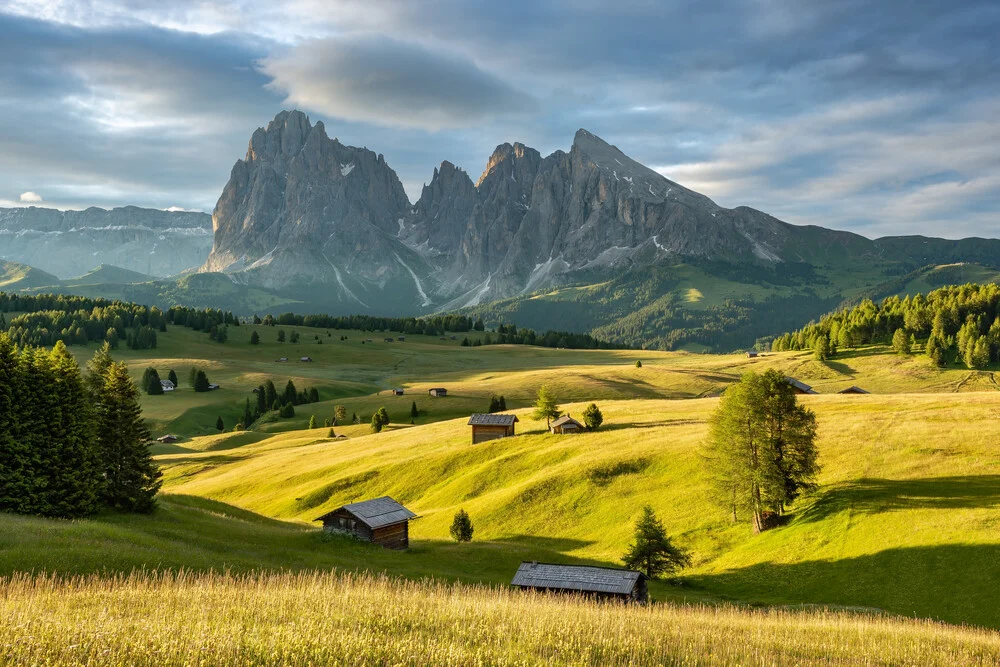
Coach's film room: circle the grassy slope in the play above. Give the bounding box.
[0,260,62,290]
[7,325,999,632]
[75,321,1000,438]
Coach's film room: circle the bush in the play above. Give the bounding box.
[450,509,474,542]
[582,403,603,431]
[279,403,295,418]
[635,360,642,368]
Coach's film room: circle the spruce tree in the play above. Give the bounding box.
[449,509,474,542]
[308,414,317,429]
[168,369,179,387]
[97,361,162,512]
[284,379,297,406]
[264,380,277,411]
[410,401,419,420]
[582,403,603,430]
[250,330,260,345]
[144,367,163,395]
[42,342,101,517]
[0,333,28,513]
[376,407,389,428]
[85,341,115,400]
[621,506,690,579]
[216,416,225,431]
[193,370,210,393]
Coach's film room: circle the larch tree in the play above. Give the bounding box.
[532,385,561,429]
[96,361,162,513]
[704,369,818,533]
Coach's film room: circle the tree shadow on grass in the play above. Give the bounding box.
[798,476,1000,523]
[821,359,857,377]
[689,543,1000,629]
[599,419,704,433]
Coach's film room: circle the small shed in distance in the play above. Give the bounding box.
[156,434,179,443]
[550,415,584,434]
[300,356,313,362]
[838,385,870,395]
[391,388,405,396]
[468,413,519,444]
[511,562,647,603]
[785,377,818,395]
[746,350,759,358]
[314,496,417,550]
[428,387,448,397]
[160,379,175,392]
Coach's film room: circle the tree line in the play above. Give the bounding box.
[0,292,239,349]
[239,378,322,429]
[252,312,481,335]
[0,336,161,518]
[766,282,1000,368]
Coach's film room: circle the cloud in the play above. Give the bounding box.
[19,191,42,202]
[260,34,538,131]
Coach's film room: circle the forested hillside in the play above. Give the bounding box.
[769,283,1000,369]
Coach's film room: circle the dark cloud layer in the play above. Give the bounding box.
[0,0,998,237]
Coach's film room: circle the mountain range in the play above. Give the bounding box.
[4,109,1000,349]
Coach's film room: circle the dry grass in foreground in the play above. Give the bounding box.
[2,571,999,666]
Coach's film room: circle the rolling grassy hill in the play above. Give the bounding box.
[2,318,998,660]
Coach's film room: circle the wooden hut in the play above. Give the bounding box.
[746,350,759,358]
[838,385,870,395]
[314,496,417,550]
[550,415,584,434]
[785,377,818,395]
[428,388,448,397]
[511,562,647,603]
[468,413,519,444]
[391,388,405,396]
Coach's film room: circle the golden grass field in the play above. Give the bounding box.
[4,571,1000,666]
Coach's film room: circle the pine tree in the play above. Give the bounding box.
[97,361,162,513]
[277,330,286,343]
[621,506,690,579]
[352,412,359,425]
[532,385,561,429]
[264,381,277,411]
[926,334,947,367]
[168,370,178,386]
[813,334,830,361]
[635,360,642,368]
[410,401,419,420]
[334,405,347,425]
[370,414,383,433]
[309,414,317,429]
[250,330,260,345]
[216,416,225,431]
[143,367,163,395]
[449,509,474,542]
[498,395,507,411]
[376,407,389,428]
[284,379,297,406]
[279,403,295,418]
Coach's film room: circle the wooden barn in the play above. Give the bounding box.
[314,496,417,550]
[838,385,870,395]
[511,562,647,603]
[428,387,448,397]
[785,377,818,395]
[468,413,519,444]
[746,350,759,358]
[391,388,405,396]
[550,415,584,434]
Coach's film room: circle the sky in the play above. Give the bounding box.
[0,0,998,239]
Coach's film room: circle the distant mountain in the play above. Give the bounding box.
[195,110,1000,348]
[0,205,212,279]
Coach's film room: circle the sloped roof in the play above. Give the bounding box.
[551,415,584,428]
[468,413,519,426]
[785,377,818,394]
[838,385,870,394]
[314,496,416,529]
[511,562,644,595]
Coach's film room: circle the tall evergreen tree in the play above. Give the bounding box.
[143,367,163,395]
[168,369,179,386]
[250,330,260,345]
[96,362,162,512]
[621,506,690,579]
[410,401,419,420]
[0,333,27,513]
[216,416,225,431]
[376,407,390,428]
[42,342,101,517]
[193,370,211,393]
[284,379,297,406]
[85,341,115,400]
[264,380,278,411]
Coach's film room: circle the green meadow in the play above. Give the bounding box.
[4,320,1000,662]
